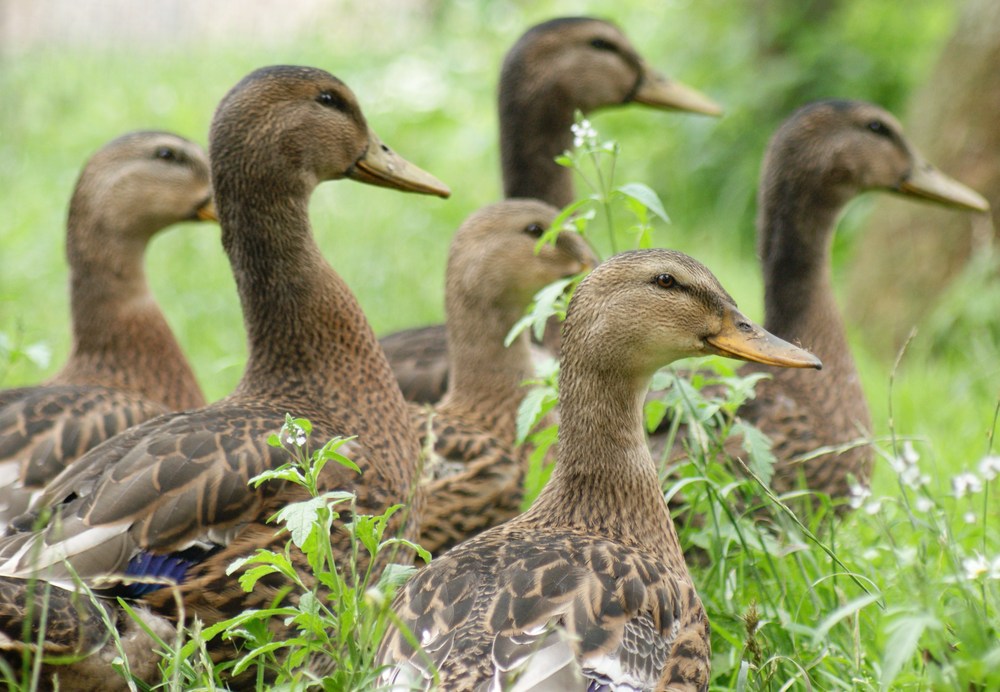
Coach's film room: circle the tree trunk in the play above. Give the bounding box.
[847,0,1000,355]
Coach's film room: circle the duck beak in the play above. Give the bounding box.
[897,160,989,212]
[705,307,822,370]
[632,65,722,117]
[349,128,451,198]
[193,197,217,222]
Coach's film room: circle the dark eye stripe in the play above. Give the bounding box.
[589,37,617,52]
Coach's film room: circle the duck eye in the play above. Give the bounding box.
[867,120,891,138]
[654,274,676,289]
[524,223,545,238]
[316,91,346,110]
[589,38,617,52]
[154,147,177,162]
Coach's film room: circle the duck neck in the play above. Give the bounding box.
[55,216,203,410]
[758,180,849,358]
[755,176,869,435]
[216,171,413,455]
[499,83,576,208]
[439,302,535,443]
[528,359,683,565]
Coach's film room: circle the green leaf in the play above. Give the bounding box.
[732,421,776,486]
[250,466,305,488]
[274,495,329,548]
[616,182,670,223]
[881,614,939,690]
[516,384,557,445]
[810,592,881,645]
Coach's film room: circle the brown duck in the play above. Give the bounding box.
[0,131,215,526]
[0,66,449,690]
[654,100,989,500]
[415,199,597,555]
[380,16,721,404]
[380,249,820,690]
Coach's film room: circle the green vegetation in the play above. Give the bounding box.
[1,0,997,689]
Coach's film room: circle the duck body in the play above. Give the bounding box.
[0,65,449,688]
[381,250,820,690]
[739,99,989,497]
[413,199,596,555]
[381,16,721,405]
[0,131,214,526]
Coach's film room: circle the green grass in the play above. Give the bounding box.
[1,0,998,689]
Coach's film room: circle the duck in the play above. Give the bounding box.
[379,249,821,690]
[0,131,215,527]
[415,199,597,555]
[380,16,721,404]
[652,99,989,501]
[0,65,449,690]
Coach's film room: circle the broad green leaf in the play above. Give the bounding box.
[274,496,329,547]
[881,614,939,690]
[732,421,776,486]
[810,592,881,645]
[616,182,670,223]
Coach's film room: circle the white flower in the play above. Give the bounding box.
[570,119,598,148]
[978,455,1000,481]
[849,482,871,510]
[284,423,307,447]
[962,553,1000,581]
[914,496,934,513]
[899,464,926,489]
[901,440,920,465]
[965,511,977,525]
[952,472,983,498]
[864,499,882,515]
[964,553,990,580]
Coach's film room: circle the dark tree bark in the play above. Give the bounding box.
[847,0,1000,354]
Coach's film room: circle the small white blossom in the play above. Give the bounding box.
[284,423,308,447]
[571,119,598,148]
[962,553,1000,581]
[889,441,920,475]
[964,554,990,580]
[864,499,882,515]
[848,482,871,510]
[952,472,983,498]
[964,511,977,525]
[978,454,1000,482]
[899,464,927,489]
[914,496,934,513]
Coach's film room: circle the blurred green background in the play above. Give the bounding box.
[1,0,995,492]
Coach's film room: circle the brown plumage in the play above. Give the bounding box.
[0,65,449,689]
[380,16,721,405]
[0,131,214,527]
[380,250,820,690]
[415,199,597,555]
[722,100,987,499]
